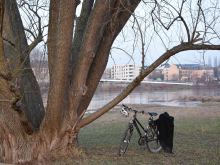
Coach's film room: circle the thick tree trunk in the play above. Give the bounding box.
[0,74,79,163]
[1,0,81,162]
[0,86,78,163]
[43,0,77,137]
[0,113,79,163]
[3,0,44,130]
[0,104,30,163]
[0,3,31,162]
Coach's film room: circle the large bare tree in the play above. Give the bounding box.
[0,0,220,163]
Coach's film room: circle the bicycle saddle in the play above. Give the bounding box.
[148,112,158,116]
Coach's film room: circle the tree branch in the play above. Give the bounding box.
[70,0,95,69]
[18,1,44,53]
[27,34,43,54]
[67,0,117,122]
[76,0,141,118]
[78,43,220,128]
[191,0,202,42]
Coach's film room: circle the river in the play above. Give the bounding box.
[88,85,220,110]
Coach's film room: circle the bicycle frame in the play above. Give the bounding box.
[129,110,150,139]
[130,113,156,142]
[131,118,146,137]
[118,105,162,155]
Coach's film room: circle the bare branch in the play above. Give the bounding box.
[191,0,202,42]
[17,0,47,52]
[111,47,135,64]
[27,34,43,53]
[132,14,145,71]
[78,42,220,128]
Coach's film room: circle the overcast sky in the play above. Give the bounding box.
[107,0,220,68]
[25,0,220,68]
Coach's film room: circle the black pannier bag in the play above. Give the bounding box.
[155,112,174,153]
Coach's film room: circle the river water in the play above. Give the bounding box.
[88,86,220,110]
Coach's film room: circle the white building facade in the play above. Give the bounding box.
[111,65,141,80]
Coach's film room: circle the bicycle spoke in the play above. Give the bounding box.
[118,124,133,156]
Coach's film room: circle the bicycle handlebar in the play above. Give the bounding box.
[121,104,158,117]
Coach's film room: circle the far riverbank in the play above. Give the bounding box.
[97,81,220,92]
[88,83,220,110]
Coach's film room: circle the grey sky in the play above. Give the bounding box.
[108,0,220,67]
[22,0,220,67]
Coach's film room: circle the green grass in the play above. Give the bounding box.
[74,115,220,165]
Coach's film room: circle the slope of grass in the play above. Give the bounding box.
[76,113,220,164]
[54,103,220,165]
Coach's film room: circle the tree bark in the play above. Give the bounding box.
[43,0,77,137]
[0,3,31,162]
[3,0,44,130]
[71,0,94,68]
[67,0,115,123]
[76,0,141,117]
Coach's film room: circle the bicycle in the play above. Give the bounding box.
[118,104,162,156]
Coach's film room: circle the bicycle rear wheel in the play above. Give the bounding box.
[118,123,133,156]
[146,127,162,153]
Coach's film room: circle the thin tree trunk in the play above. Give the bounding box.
[68,0,116,122]
[76,0,141,116]
[70,0,94,68]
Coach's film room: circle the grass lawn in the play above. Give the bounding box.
[57,103,220,165]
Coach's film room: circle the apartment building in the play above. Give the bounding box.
[163,64,214,82]
[111,64,141,80]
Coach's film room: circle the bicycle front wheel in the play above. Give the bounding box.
[118,123,133,156]
[146,127,162,153]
